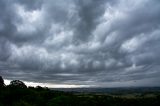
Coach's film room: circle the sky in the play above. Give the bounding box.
[0,0,160,88]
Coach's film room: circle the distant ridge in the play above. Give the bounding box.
[51,87,160,94]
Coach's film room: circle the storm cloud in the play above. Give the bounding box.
[0,0,160,87]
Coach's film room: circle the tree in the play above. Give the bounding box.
[9,80,27,88]
[0,76,5,87]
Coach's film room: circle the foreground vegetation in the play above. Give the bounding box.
[0,76,160,106]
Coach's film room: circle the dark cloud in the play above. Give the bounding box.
[15,0,44,10]
[72,0,107,42]
[0,0,160,87]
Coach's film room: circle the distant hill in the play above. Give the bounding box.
[51,87,160,94]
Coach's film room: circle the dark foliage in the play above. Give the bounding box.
[0,78,160,106]
[0,76,5,87]
[8,80,27,88]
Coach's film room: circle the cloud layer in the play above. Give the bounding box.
[0,0,160,87]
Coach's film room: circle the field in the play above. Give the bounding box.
[1,86,160,106]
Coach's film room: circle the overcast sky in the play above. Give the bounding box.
[0,0,160,88]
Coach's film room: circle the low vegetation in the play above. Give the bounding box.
[0,76,160,106]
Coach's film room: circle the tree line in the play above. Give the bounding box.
[0,76,160,106]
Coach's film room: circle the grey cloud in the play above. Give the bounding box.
[0,38,11,61]
[0,0,160,87]
[73,0,107,42]
[14,0,44,10]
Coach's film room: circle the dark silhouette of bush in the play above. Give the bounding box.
[47,95,77,106]
[13,100,34,106]
[9,80,27,88]
[0,76,5,87]
[0,76,160,106]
